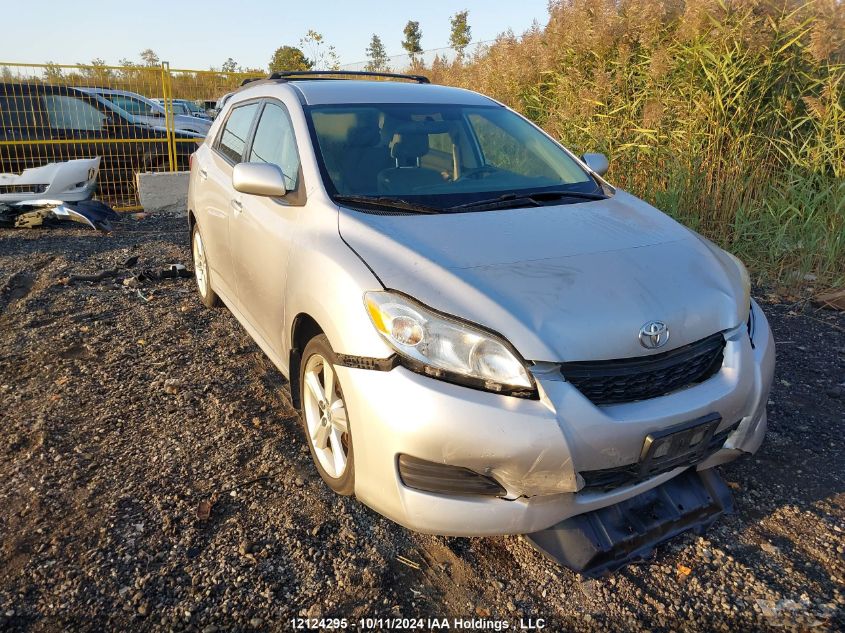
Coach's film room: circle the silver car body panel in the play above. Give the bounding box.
[187,80,775,537]
[0,157,100,202]
[76,88,212,135]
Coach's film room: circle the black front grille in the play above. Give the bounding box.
[560,332,726,405]
[580,422,738,492]
[0,184,47,195]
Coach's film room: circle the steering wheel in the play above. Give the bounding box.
[462,165,499,180]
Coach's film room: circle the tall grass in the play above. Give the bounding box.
[425,0,845,289]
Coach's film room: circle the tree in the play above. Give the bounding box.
[300,30,340,71]
[402,20,423,62]
[221,58,239,73]
[42,62,63,83]
[81,58,113,84]
[269,46,312,73]
[140,48,160,67]
[365,34,389,72]
[449,10,472,59]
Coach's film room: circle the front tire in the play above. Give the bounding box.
[299,334,355,496]
[192,225,219,308]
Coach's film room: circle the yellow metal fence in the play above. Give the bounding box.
[0,62,263,210]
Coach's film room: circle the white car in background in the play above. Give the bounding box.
[76,88,212,135]
[152,98,212,120]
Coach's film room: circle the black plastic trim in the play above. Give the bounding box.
[334,354,399,371]
[560,332,726,405]
[398,454,506,497]
[270,70,430,83]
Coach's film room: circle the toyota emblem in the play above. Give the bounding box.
[639,321,670,349]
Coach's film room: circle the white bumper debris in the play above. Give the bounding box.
[0,157,101,203]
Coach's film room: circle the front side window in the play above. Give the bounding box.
[306,103,599,209]
[217,103,259,163]
[248,102,300,191]
[42,95,106,131]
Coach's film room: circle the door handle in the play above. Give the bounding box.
[198,168,208,180]
[231,199,243,214]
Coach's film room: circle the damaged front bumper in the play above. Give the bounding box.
[0,158,101,203]
[336,301,774,537]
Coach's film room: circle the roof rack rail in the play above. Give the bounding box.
[267,70,430,84]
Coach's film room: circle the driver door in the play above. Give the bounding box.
[230,99,304,353]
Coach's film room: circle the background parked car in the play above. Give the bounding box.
[152,98,212,120]
[0,83,200,204]
[76,88,211,135]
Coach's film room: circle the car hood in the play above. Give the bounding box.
[173,114,211,128]
[338,190,747,362]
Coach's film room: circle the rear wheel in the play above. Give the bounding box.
[299,334,355,496]
[192,225,219,308]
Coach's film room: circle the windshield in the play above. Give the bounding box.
[182,101,204,114]
[306,103,601,210]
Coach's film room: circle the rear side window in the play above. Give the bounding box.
[248,102,300,191]
[42,95,106,131]
[217,103,258,163]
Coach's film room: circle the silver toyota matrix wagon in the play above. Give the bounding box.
[187,71,775,575]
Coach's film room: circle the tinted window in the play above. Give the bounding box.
[307,103,596,207]
[248,102,300,191]
[42,95,106,131]
[0,94,40,132]
[217,103,258,163]
[467,112,560,180]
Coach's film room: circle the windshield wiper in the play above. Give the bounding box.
[446,190,609,212]
[333,195,441,215]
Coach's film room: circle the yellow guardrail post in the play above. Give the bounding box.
[160,61,177,172]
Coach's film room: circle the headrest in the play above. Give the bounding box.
[394,121,451,135]
[346,125,380,148]
[390,132,429,161]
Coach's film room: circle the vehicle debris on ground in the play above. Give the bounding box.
[0,157,100,203]
[0,199,119,232]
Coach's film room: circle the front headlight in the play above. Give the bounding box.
[364,291,535,396]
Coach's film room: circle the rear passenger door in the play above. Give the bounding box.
[194,101,260,304]
[230,99,304,354]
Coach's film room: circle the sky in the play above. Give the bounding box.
[0,0,551,70]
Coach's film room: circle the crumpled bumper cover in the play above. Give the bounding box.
[524,467,733,577]
[0,157,100,203]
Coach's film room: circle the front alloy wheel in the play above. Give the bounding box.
[300,334,354,495]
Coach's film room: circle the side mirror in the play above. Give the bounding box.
[582,152,609,177]
[232,162,287,197]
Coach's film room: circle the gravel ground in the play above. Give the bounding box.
[0,213,843,632]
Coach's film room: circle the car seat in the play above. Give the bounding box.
[377,131,444,194]
[339,124,393,194]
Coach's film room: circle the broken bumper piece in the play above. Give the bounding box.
[0,157,101,203]
[524,467,733,577]
[0,199,119,233]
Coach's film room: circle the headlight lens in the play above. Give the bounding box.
[364,291,535,395]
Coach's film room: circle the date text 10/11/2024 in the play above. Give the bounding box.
[289,617,548,630]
